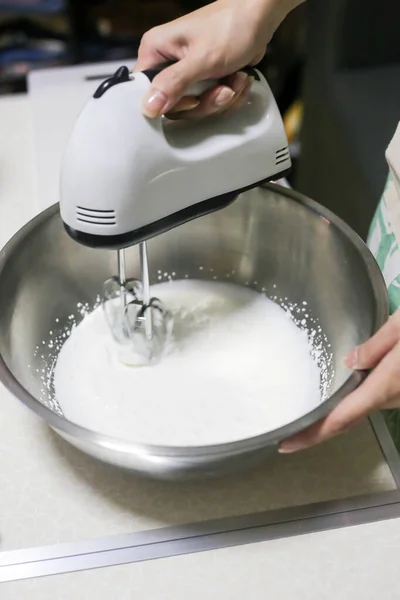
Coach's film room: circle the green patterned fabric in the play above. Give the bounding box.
[367,172,400,449]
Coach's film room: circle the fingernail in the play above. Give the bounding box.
[169,98,200,114]
[142,89,168,118]
[214,87,235,107]
[180,98,200,111]
[232,71,249,93]
[278,443,306,454]
[344,347,359,369]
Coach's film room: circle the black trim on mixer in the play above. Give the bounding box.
[63,168,291,250]
[242,67,261,81]
[142,63,260,83]
[142,61,176,82]
[93,66,131,99]
[92,64,262,100]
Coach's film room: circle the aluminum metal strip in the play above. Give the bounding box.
[370,412,400,489]
[1,490,400,582]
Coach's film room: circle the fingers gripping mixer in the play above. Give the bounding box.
[59,65,291,361]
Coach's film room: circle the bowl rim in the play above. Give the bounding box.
[0,183,389,457]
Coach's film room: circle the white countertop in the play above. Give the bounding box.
[0,95,37,246]
[1,89,400,598]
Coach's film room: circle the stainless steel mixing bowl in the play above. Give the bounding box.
[0,184,388,480]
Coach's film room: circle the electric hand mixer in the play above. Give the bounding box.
[59,64,291,362]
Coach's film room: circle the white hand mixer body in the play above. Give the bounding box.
[60,65,291,249]
[59,64,291,361]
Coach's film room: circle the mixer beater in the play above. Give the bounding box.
[102,243,173,363]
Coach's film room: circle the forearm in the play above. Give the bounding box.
[245,0,305,44]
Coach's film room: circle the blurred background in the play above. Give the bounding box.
[0,0,399,238]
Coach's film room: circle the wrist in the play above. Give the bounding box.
[243,0,305,44]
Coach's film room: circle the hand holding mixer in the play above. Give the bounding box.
[59,64,291,362]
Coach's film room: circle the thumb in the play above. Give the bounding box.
[345,313,400,370]
[141,58,206,118]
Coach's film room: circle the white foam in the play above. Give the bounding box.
[53,280,323,446]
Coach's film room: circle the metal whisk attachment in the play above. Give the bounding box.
[102,243,173,363]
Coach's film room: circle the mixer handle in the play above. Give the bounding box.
[141,61,260,99]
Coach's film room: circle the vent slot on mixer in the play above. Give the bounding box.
[76,206,116,226]
[275,147,290,166]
